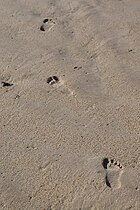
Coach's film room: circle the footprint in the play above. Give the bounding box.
[47,76,59,85]
[40,18,55,32]
[47,76,74,96]
[1,81,13,88]
[102,158,124,189]
[0,74,14,92]
[2,82,13,87]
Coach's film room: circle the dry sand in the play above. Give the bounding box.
[0,0,140,209]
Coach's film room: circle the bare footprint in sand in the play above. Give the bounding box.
[40,18,55,32]
[1,81,13,87]
[47,76,59,85]
[0,75,14,89]
[102,158,124,189]
[47,76,74,96]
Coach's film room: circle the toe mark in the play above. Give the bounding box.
[110,159,114,163]
[43,18,49,23]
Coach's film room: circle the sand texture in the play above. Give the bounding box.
[0,0,140,209]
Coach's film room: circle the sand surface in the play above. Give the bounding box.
[0,0,140,209]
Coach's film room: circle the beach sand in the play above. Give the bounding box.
[0,0,140,209]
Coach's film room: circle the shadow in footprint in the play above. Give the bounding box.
[40,25,45,31]
[1,82,13,87]
[102,158,109,169]
[105,174,111,188]
[43,18,49,23]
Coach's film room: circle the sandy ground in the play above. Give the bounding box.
[0,0,140,209]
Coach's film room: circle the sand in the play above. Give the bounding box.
[0,0,140,209]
